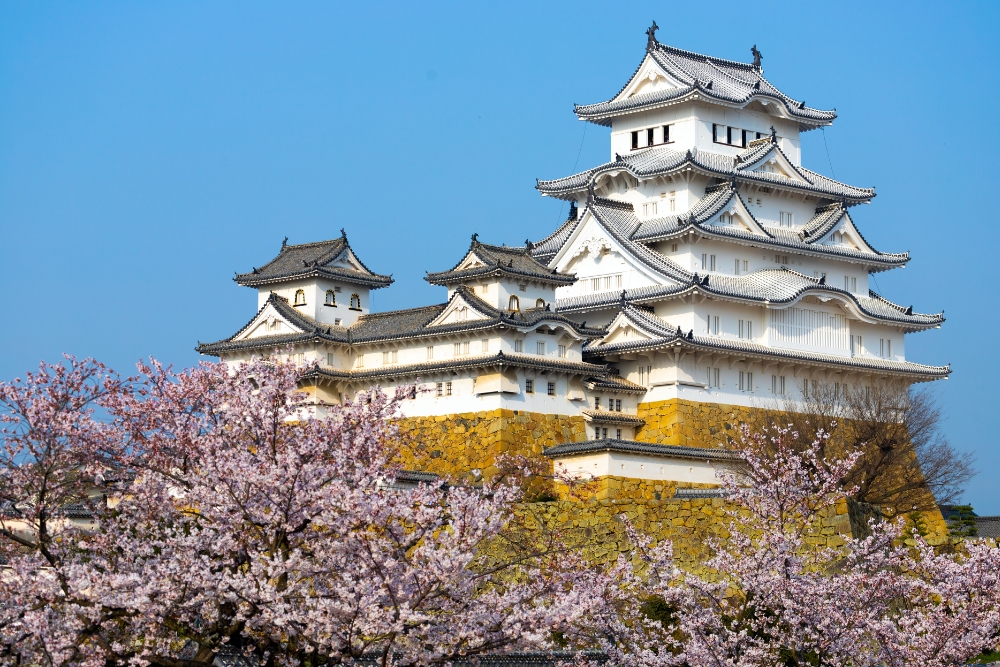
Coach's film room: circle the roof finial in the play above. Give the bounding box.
[751,45,762,69]
[340,228,347,239]
[587,180,596,202]
[645,21,659,52]
[568,200,578,220]
[471,232,479,245]
[282,236,288,249]
[525,239,534,252]
[620,289,628,306]
[770,125,777,139]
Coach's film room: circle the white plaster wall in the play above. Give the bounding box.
[257,278,370,327]
[556,450,729,485]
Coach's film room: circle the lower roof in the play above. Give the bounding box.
[544,438,739,461]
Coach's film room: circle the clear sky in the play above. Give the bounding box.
[2,2,998,510]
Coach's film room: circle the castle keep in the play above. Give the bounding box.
[197,29,948,507]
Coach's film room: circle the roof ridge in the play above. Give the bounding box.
[592,196,635,212]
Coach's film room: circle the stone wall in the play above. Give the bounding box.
[395,409,585,478]
[636,398,753,449]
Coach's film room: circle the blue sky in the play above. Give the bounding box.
[2,2,998,510]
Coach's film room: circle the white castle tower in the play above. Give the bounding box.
[532,25,947,418]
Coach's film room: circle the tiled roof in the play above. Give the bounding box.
[584,303,950,380]
[586,199,693,284]
[536,144,873,203]
[975,516,1000,539]
[628,185,907,269]
[531,216,582,264]
[234,233,393,289]
[197,287,606,356]
[544,438,739,461]
[674,487,727,499]
[426,236,575,286]
[582,410,646,426]
[574,41,835,129]
[583,375,648,394]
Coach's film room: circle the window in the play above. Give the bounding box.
[802,379,819,398]
[851,334,863,356]
[638,364,652,385]
[671,243,678,252]
[769,307,850,350]
[779,211,794,228]
[880,338,893,359]
[356,354,365,368]
[536,341,546,355]
[706,314,720,335]
[454,342,470,356]
[814,271,827,281]
[844,276,858,293]
[294,289,306,306]
[773,255,790,265]
[739,319,753,339]
[614,399,622,411]
[349,294,361,310]
[382,350,398,365]
[771,374,786,395]
[585,274,623,293]
[558,344,567,358]
[631,131,639,149]
[456,307,468,322]
[334,286,342,293]
[662,125,671,142]
[594,397,601,409]
[334,318,342,326]
[616,428,622,439]
[324,290,336,306]
[535,298,546,309]
[735,259,748,275]
[514,339,523,353]
[481,339,489,354]
[445,381,452,396]
[642,202,658,216]
[701,254,716,271]
[669,197,676,212]
[525,379,534,394]
[436,382,444,397]
[426,346,434,360]
[646,128,654,146]
[714,124,750,147]
[519,284,527,292]
[327,352,335,366]
[706,367,720,388]
[508,295,520,311]
[547,382,556,396]
[739,371,754,392]
[600,428,608,439]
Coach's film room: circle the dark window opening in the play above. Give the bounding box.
[631,131,639,149]
[646,128,654,146]
[663,125,670,142]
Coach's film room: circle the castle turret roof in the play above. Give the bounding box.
[234,232,393,289]
[574,38,835,130]
[426,236,575,286]
[537,142,874,203]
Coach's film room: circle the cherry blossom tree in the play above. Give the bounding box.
[0,357,595,667]
[568,425,1000,667]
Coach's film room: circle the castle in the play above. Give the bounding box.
[197,28,947,498]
